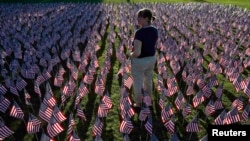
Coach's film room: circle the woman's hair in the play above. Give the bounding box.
[137,8,156,24]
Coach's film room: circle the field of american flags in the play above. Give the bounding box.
[0,1,249,141]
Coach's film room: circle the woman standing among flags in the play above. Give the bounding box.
[130,8,158,108]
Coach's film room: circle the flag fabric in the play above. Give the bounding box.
[102,92,113,109]
[231,96,243,111]
[69,130,81,141]
[233,74,246,92]
[10,83,19,96]
[83,70,94,85]
[174,92,185,110]
[243,82,250,98]
[78,81,89,98]
[120,100,135,119]
[186,115,199,132]
[182,103,192,117]
[26,113,41,134]
[47,115,64,138]
[208,75,219,87]
[0,119,14,140]
[139,106,151,121]
[142,88,152,107]
[0,95,10,113]
[63,79,75,96]
[145,114,153,135]
[164,116,175,134]
[52,106,67,123]
[223,107,241,125]
[192,91,205,108]
[158,92,165,109]
[95,76,105,96]
[54,73,64,87]
[15,76,27,91]
[205,100,215,116]
[186,83,195,96]
[24,89,32,105]
[196,78,206,89]
[35,73,46,86]
[0,84,7,95]
[67,113,76,138]
[34,83,41,98]
[71,65,79,81]
[201,84,212,98]
[167,81,178,96]
[92,117,103,136]
[120,116,134,134]
[76,105,87,121]
[241,103,250,122]
[97,99,110,118]
[214,96,224,110]
[214,109,227,125]
[161,104,174,123]
[215,84,223,98]
[123,73,133,90]
[39,103,53,122]
[10,101,24,119]
[43,91,57,108]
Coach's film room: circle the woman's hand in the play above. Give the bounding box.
[131,39,142,58]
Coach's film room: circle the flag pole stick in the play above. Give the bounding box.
[188,132,193,141]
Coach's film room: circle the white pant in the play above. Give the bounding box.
[131,56,156,104]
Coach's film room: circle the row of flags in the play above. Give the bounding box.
[0,2,249,141]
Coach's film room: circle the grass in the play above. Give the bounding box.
[0,0,249,141]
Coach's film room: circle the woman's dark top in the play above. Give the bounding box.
[134,26,158,58]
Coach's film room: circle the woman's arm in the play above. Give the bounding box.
[130,39,142,58]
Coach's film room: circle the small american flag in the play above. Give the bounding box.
[76,105,87,121]
[161,104,174,123]
[182,103,192,117]
[69,130,81,141]
[92,117,103,136]
[10,101,24,119]
[27,113,41,134]
[47,115,64,138]
[123,73,133,90]
[174,92,185,110]
[0,119,14,139]
[223,107,241,125]
[241,103,250,122]
[52,106,67,123]
[43,92,57,108]
[214,110,227,125]
[15,76,27,91]
[205,100,215,116]
[231,96,243,111]
[164,116,175,134]
[186,115,199,132]
[0,95,10,113]
[145,114,153,135]
[39,103,53,122]
[120,116,134,134]
[192,91,205,108]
